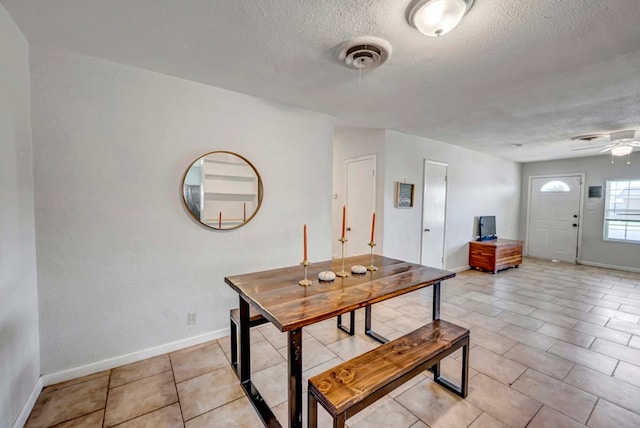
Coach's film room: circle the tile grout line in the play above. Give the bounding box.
[168,352,186,426]
[109,403,180,427]
[584,397,600,427]
[523,403,543,428]
[101,370,112,428]
[463,411,483,428]
[104,356,179,427]
[109,368,173,390]
[183,396,250,424]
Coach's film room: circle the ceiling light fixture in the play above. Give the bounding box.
[408,0,474,37]
[611,145,634,156]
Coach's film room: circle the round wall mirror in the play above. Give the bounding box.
[182,151,263,230]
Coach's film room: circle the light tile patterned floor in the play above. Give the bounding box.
[26,258,640,427]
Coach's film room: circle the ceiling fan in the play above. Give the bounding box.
[571,130,640,157]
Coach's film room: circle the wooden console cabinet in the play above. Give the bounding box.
[469,239,523,274]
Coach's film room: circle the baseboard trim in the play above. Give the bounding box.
[579,261,640,274]
[41,327,229,387]
[13,377,43,428]
[450,265,472,273]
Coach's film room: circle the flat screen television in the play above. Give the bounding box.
[478,216,497,241]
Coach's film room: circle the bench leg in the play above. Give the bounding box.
[308,392,318,428]
[309,389,345,428]
[433,336,469,398]
[336,310,355,336]
[230,315,239,377]
[461,336,469,398]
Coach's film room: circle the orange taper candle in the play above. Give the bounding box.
[304,224,308,261]
[243,203,246,222]
[341,205,346,238]
[219,211,222,229]
[370,212,376,243]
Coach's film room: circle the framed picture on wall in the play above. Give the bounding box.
[396,182,415,208]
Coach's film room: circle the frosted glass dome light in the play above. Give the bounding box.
[611,145,633,156]
[408,0,471,37]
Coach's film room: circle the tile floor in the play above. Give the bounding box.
[25,258,640,427]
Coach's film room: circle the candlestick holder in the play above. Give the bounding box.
[336,237,350,277]
[298,259,312,286]
[367,241,378,271]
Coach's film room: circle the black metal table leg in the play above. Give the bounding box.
[432,282,441,321]
[239,297,281,427]
[365,305,388,344]
[336,311,355,336]
[239,297,251,382]
[288,328,303,428]
[430,282,444,390]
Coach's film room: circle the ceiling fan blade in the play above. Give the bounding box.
[610,130,636,141]
[599,146,614,153]
[571,145,608,151]
[628,142,640,147]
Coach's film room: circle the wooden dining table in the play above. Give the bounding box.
[225,254,456,428]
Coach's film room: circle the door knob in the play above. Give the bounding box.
[424,228,430,232]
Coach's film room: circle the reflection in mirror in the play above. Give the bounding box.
[182,151,263,230]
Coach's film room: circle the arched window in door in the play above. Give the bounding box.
[540,181,571,192]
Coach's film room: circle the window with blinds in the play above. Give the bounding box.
[604,180,640,243]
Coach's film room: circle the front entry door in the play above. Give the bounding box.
[345,155,376,257]
[421,161,448,268]
[527,175,583,263]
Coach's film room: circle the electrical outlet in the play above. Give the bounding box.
[187,312,198,325]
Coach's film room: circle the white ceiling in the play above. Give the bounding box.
[3,0,640,162]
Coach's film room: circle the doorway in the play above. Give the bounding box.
[421,160,448,268]
[527,174,584,263]
[345,155,376,257]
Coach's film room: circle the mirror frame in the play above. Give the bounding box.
[181,151,264,230]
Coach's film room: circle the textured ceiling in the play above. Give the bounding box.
[3,0,640,162]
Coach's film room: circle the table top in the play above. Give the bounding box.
[225,254,455,332]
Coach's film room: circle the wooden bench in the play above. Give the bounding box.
[308,319,469,428]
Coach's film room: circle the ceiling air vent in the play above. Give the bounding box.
[338,36,392,71]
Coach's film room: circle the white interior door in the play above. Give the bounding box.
[527,175,583,263]
[345,155,376,257]
[421,161,447,268]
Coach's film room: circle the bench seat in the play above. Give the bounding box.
[308,319,469,427]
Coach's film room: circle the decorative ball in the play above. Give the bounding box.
[318,271,336,281]
[351,265,367,274]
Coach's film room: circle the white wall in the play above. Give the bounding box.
[332,128,386,257]
[383,130,522,271]
[0,5,41,427]
[521,154,640,271]
[29,46,334,374]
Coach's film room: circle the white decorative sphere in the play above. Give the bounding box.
[318,271,336,281]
